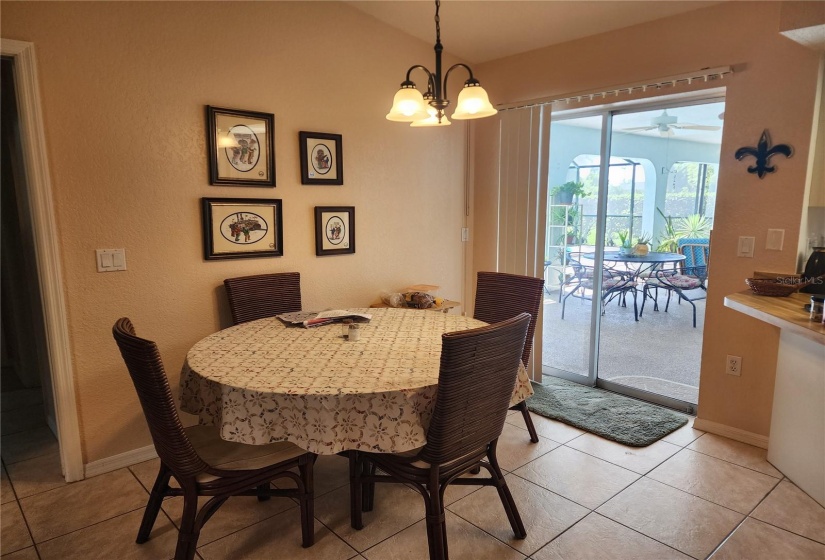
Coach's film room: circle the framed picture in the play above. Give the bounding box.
[201,198,283,260]
[314,206,355,256]
[300,131,343,185]
[207,106,275,186]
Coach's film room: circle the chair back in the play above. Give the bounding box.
[678,242,710,281]
[224,272,302,325]
[473,271,544,366]
[420,313,530,465]
[112,318,208,478]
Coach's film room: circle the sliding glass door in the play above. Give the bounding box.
[542,96,724,413]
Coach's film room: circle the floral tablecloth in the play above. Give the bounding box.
[179,307,533,455]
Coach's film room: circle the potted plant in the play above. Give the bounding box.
[633,233,652,256]
[616,230,633,256]
[550,181,588,205]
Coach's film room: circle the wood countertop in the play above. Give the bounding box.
[724,291,825,344]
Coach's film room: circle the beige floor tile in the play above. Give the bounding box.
[273,453,351,497]
[710,517,825,560]
[1,463,16,504]
[495,423,559,472]
[1,501,33,555]
[1,546,39,560]
[1,426,58,465]
[566,433,681,474]
[750,479,825,544]
[128,457,182,497]
[647,449,779,514]
[362,510,526,560]
[661,419,704,447]
[687,434,781,477]
[1,405,46,436]
[513,446,639,509]
[198,508,357,560]
[532,512,692,560]
[597,477,744,559]
[442,468,487,506]
[162,494,298,547]
[512,413,585,444]
[313,482,424,552]
[5,451,66,499]
[448,474,588,556]
[20,468,149,543]
[36,507,180,560]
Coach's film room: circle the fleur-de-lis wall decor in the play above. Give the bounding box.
[734,129,793,179]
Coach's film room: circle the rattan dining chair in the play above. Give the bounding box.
[224,272,302,325]
[473,271,544,443]
[112,318,315,560]
[350,313,531,560]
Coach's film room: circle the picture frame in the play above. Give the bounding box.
[314,206,355,256]
[207,106,275,187]
[300,131,343,185]
[202,198,283,260]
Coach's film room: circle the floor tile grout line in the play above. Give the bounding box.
[587,510,706,559]
[737,477,825,547]
[557,440,678,476]
[26,503,149,547]
[9,488,40,556]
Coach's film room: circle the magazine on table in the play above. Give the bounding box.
[276,309,373,328]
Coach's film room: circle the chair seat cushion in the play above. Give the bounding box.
[647,274,702,289]
[186,425,306,476]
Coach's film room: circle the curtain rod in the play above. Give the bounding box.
[497,66,733,112]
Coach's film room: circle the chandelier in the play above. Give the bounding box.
[386,0,497,127]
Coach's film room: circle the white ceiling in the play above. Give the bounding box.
[346,0,723,64]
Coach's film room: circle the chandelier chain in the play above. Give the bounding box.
[435,0,441,44]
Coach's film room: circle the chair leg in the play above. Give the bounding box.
[175,491,201,560]
[137,463,172,544]
[488,441,526,539]
[516,400,538,443]
[349,452,363,530]
[256,483,271,502]
[425,470,448,560]
[362,461,376,512]
[299,455,315,547]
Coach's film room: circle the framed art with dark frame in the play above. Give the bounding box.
[314,206,355,256]
[207,106,275,187]
[300,131,343,185]
[202,197,283,260]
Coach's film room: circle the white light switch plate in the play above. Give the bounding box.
[96,249,126,272]
[737,236,755,258]
[766,229,784,250]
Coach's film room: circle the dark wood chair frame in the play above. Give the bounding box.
[349,313,531,560]
[112,318,315,560]
[473,271,545,443]
[224,272,302,325]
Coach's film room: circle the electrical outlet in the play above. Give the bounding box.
[726,355,742,376]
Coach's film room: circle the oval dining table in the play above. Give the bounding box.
[179,307,533,456]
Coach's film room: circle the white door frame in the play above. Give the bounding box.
[2,39,84,481]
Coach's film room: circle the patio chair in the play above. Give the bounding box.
[640,241,709,328]
[112,318,315,560]
[560,253,638,321]
[473,271,545,443]
[224,272,302,325]
[349,313,531,560]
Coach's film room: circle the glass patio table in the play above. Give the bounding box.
[584,251,686,281]
[179,307,533,455]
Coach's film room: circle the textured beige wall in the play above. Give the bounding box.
[1,2,469,463]
[473,1,821,438]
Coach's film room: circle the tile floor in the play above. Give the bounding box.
[2,408,824,559]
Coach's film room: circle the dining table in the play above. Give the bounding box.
[584,251,686,282]
[179,307,533,455]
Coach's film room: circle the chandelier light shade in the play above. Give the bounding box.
[386,0,497,127]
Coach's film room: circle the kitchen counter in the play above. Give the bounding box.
[724,290,824,507]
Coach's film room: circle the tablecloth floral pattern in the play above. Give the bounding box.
[180,308,533,455]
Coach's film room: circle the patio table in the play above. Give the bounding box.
[179,307,533,455]
[584,251,685,282]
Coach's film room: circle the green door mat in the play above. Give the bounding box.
[526,378,689,447]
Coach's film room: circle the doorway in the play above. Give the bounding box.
[541,93,724,413]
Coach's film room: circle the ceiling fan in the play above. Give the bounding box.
[623,110,721,136]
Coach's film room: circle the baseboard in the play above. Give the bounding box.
[693,418,769,449]
[84,444,158,478]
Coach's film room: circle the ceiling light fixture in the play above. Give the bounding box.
[386,0,497,127]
